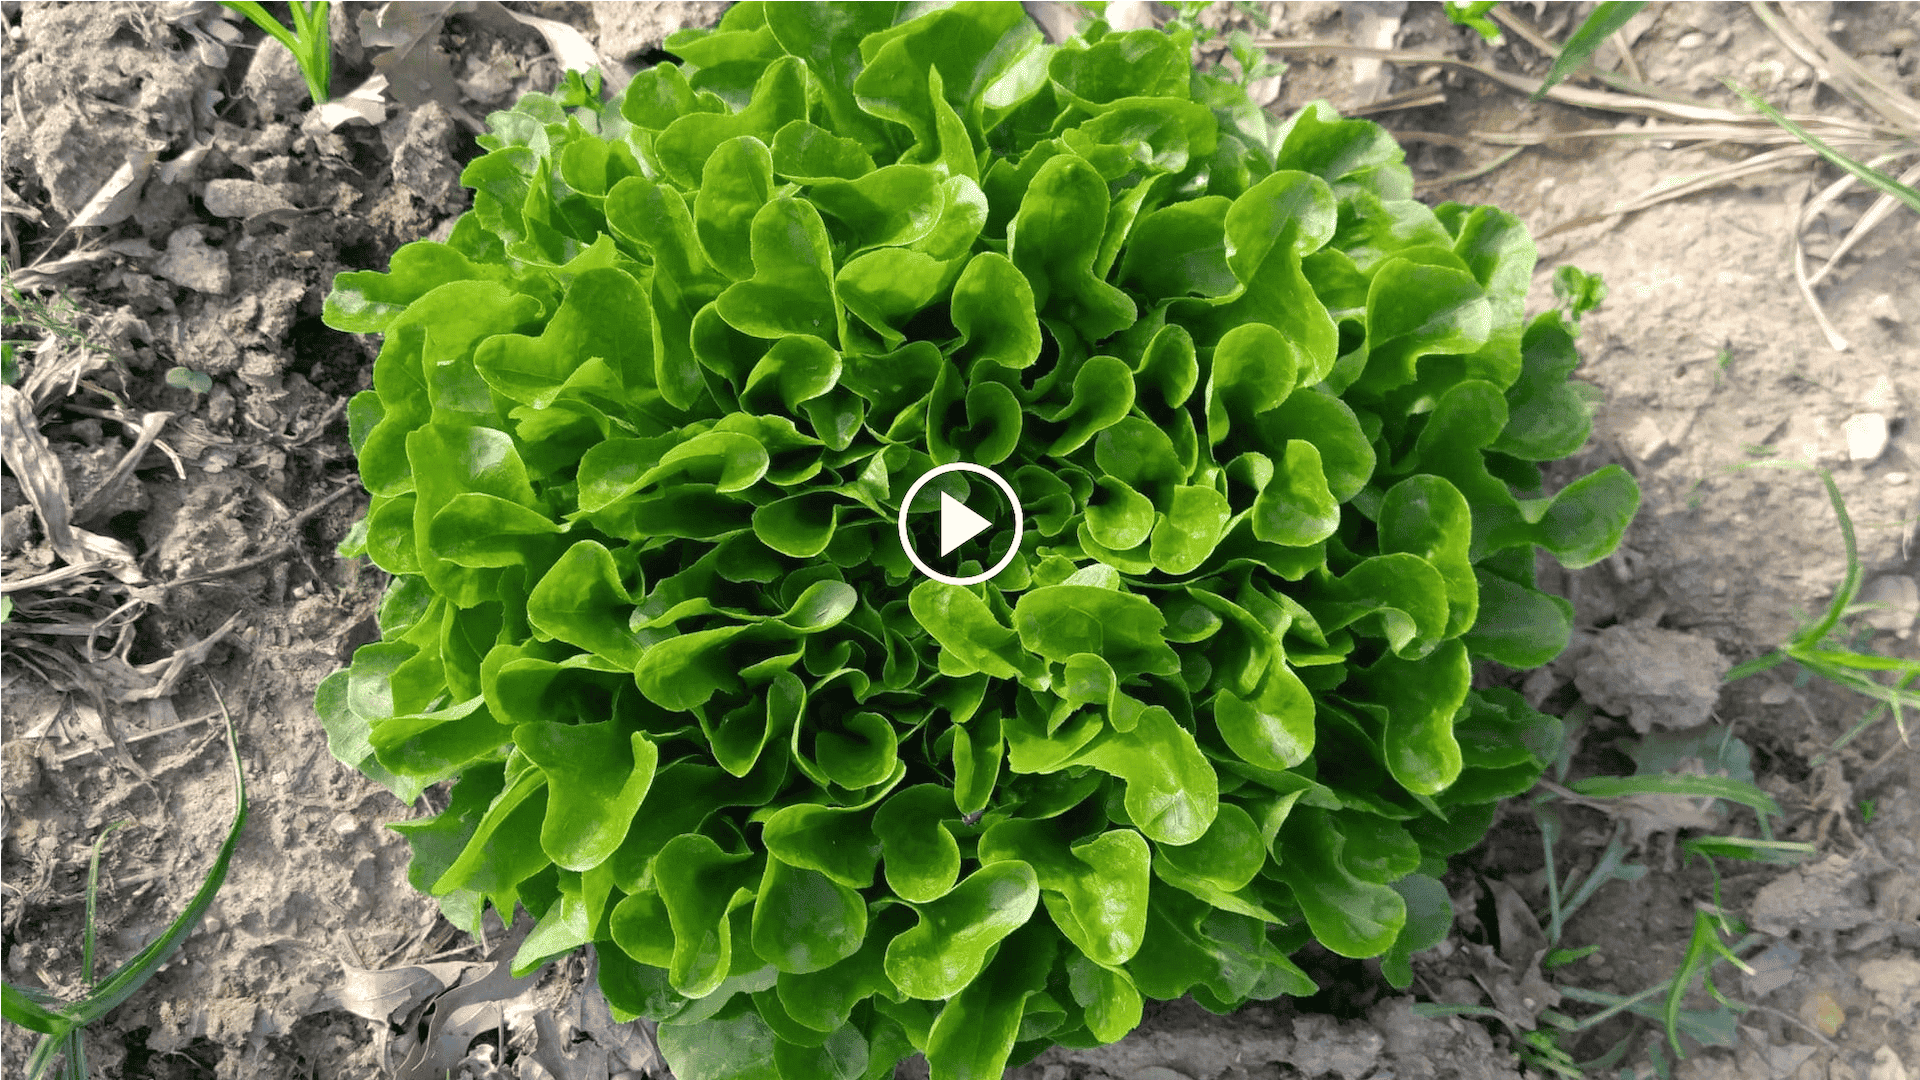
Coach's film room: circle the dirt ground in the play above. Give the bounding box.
[2,3,1915,1079]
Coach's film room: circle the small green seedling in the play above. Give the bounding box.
[1443,1,1503,44]
[1726,464,1920,758]
[1224,30,1287,87]
[164,366,213,394]
[220,1,333,106]
[1,693,247,1079]
[1859,798,1876,824]
[1553,265,1608,331]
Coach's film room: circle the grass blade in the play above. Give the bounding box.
[1570,774,1779,819]
[1,984,68,1036]
[1726,81,1920,213]
[81,821,131,987]
[1531,2,1648,101]
[65,691,247,1025]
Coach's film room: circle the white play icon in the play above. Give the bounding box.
[938,492,993,556]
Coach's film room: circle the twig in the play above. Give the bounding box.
[1807,159,1920,287]
[72,410,175,526]
[1417,145,1528,189]
[1791,207,1850,352]
[1,563,102,593]
[1346,85,1449,116]
[1611,28,1646,86]
[1250,38,1896,135]
[168,484,354,587]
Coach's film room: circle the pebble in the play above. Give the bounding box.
[1887,471,1910,485]
[1627,414,1669,461]
[1843,413,1890,462]
[154,226,230,295]
[1873,1046,1911,1080]
[330,812,359,838]
[1677,31,1707,49]
[1856,575,1920,638]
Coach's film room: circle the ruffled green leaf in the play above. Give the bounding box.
[884,860,1040,1000]
[873,784,964,903]
[979,821,1150,966]
[516,721,658,871]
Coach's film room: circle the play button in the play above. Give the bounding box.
[939,492,992,556]
[898,462,1024,586]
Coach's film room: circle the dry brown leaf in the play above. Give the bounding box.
[0,385,140,583]
[5,249,116,293]
[68,151,158,231]
[359,3,484,132]
[2,182,45,226]
[333,960,479,1025]
[481,2,601,76]
[311,75,391,132]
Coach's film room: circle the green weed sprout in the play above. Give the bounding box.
[1725,465,1920,758]
[1515,754,1813,1069]
[221,1,332,106]
[1726,80,1920,216]
[1,696,248,1080]
[1443,2,1503,44]
[164,366,214,394]
[1531,2,1647,101]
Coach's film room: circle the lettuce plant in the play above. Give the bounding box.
[317,5,1638,1079]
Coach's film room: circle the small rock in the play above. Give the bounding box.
[1856,575,1919,637]
[1858,957,1920,1015]
[1677,31,1708,49]
[1572,623,1729,732]
[1873,1047,1911,1080]
[591,1,729,60]
[1843,413,1890,462]
[1627,414,1669,461]
[1741,941,1801,997]
[1712,28,1734,48]
[1752,855,1876,935]
[1867,293,1905,323]
[154,226,230,294]
[202,178,295,219]
[329,812,359,838]
[1887,471,1910,486]
[1800,987,1846,1036]
[1105,0,1157,31]
[241,32,311,118]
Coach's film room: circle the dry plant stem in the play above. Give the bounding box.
[1806,159,1920,287]
[64,402,189,479]
[1752,1,1920,135]
[1345,85,1449,116]
[70,411,174,527]
[166,483,354,587]
[1532,143,1853,239]
[1487,3,1680,104]
[1610,28,1646,86]
[1419,145,1528,189]
[1792,215,1851,352]
[1253,38,1891,133]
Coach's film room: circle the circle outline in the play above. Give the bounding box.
[897,462,1024,586]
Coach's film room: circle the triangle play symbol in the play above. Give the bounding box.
[938,492,993,557]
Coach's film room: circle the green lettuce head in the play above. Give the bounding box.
[319,4,1637,1078]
